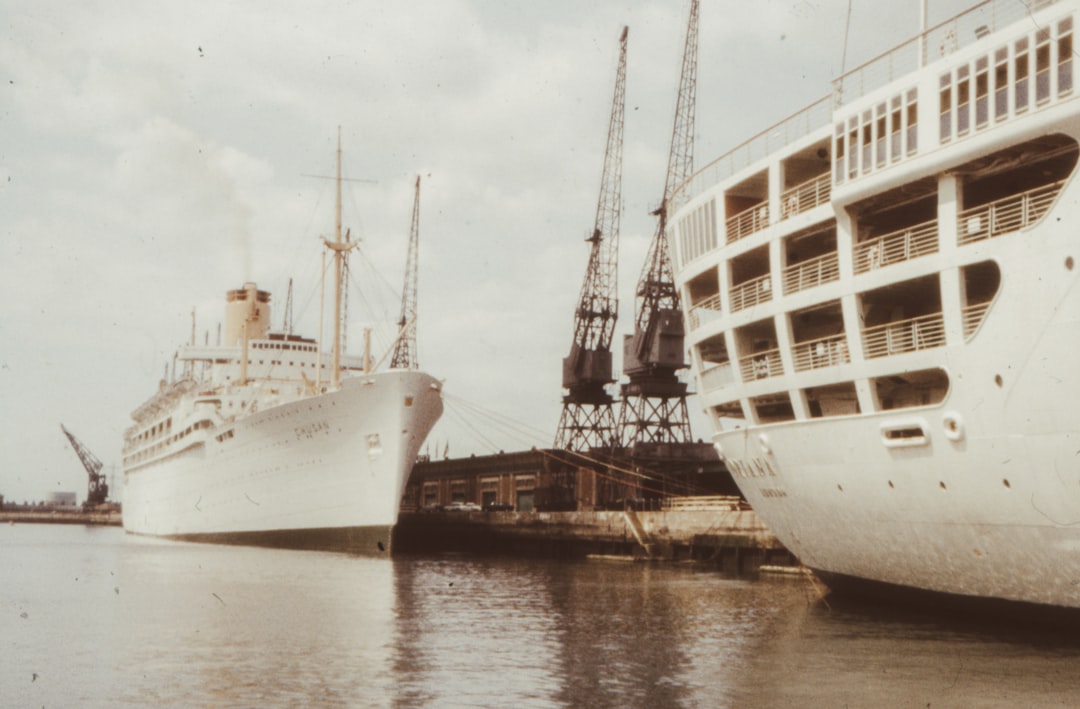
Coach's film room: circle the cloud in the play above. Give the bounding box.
[0,0,977,502]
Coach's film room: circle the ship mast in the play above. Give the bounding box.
[322,127,360,389]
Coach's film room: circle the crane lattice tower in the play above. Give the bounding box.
[391,176,422,370]
[617,0,699,449]
[554,27,629,452]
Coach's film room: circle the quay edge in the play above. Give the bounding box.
[393,507,797,575]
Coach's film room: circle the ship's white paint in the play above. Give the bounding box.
[673,0,1080,608]
[121,278,442,547]
[123,369,442,538]
[123,136,442,547]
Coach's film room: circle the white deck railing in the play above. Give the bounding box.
[781,173,831,219]
[739,348,784,381]
[670,96,833,215]
[962,300,992,339]
[687,293,723,330]
[792,334,851,372]
[782,252,840,295]
[833,0,1044,104]
[730,274,773,312]
[957,180,1065,245]
[699,362,735,392]
[862,312,947,358]
[854,219,939,274]
[725,202,769,244]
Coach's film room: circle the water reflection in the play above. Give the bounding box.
[390,557,819,708]
[108,537,400,707]
[6,526,1080,708]
[391,556,1080,708]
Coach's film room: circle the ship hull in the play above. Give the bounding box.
[158,524,394,555]
[122,370,442,555]
[713,186,1080,609]
[669,1,1080,611]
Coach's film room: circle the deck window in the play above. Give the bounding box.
[861,110,872,174]
[875,103,887,168]
[939,73,952,142]
[957,65,971,135]
[834,123,846,183]
[975,57,989,128]
[905,90,918,155]
[1036,29,1052,104]
[1059,19,1073,95]
[994,47,1009,121]
[890,95,903,162]
[1015,38,1030,113]
[847,118,858,179]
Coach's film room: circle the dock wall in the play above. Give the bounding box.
[394,508,796,574]
[0,509,122,526]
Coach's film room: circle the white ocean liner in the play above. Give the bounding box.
[671,0,1080,608]
[122,152,442,554]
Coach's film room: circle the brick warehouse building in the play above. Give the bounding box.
[401,444,740,513]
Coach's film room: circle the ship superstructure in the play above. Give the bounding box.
[671,0,1080,608]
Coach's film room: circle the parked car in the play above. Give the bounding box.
[483,501,514,512]
[443,501,481,512]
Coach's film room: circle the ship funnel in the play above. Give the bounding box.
[224,282,271,346]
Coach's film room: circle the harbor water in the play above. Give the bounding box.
[3,524,1080,708]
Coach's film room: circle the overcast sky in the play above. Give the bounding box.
[1,0,978,503]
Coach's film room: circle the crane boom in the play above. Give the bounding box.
[60,424,109,506]
[391,175,422,370]
[554,26,628,452]
[618,0,699,448]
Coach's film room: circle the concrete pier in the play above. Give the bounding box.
[394,503,795,574]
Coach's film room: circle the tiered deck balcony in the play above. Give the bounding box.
[853,219,939,274]
[739,348,784,381]
[726,202,769,244]
[687,293,723,329]
[962,300,992,339]
[862,312,947,358]
[957,179,1065,244]
[730,274,773,312]
[781,173,831,219]
[700,362,735,392]
[792,334,851,372]
[783,252,840,294]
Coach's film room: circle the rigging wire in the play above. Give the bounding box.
[440,393,552,452]
[437,392,720,498]
[840,0,853,76]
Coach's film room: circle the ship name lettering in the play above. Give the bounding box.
[728,456,777,479]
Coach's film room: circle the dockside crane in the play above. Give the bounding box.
[391,175,422,370]
[60,424,109,506]
[554,26,628,452]
[617,0,698,449]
